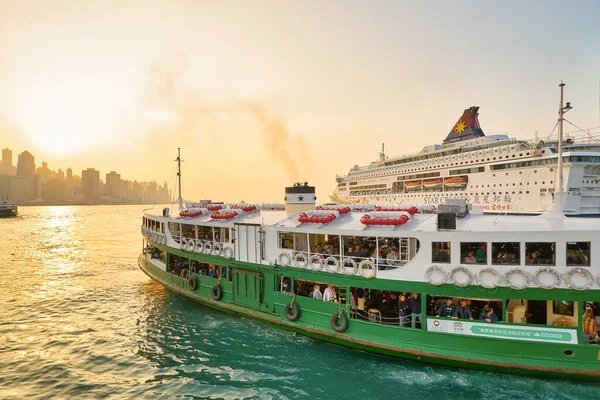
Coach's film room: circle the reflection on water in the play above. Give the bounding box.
[1,205,599,399]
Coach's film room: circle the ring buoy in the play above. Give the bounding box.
[188,276,198,291]
[358,260,376,279]
[450,266,473,287]
[285,302,300,321]
[425,266,447,286]
[213,242,223,256]
[180,238,188,250]
[195,241,204,253]
[211,285,223,300]
[534,267,561,290]
[330,312,348,333]
[277,252,292,267]
[294,252,308,269]
[187,239,196,252]
[151,231,157,242]
[476,268,501,289]
[204,241,213,255]
[506,268,532,290]
[309,255,323,271]
[324,257,340,273]
[342,258,358,276]
[223,246,234,259]
[564,268,593,291]
[162,235,167,245]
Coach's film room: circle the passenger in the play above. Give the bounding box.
[312,284,323,300]
[386,249,398,267]
[346,246,355,257]
[323,284,337,302]
[370,250,383,270]
[281,279,291,293]
[436,298,456,318]
[475,244,486,263]
[408,293,422,328]
[208,267,217,278]
[495,252,504,262]
[398,295,410,327]
[463,250,476,264]
[479,307,499,323]
[453,299,474,320]
[530,251,539,264]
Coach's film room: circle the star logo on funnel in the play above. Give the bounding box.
[455,120,467,134]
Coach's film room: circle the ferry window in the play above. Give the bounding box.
[216,227,230,243]
[309,233,337,255]
[198,226,213,241]
[182,224,195,240]
[278,276,292,293]
[461,242,487,264]
[566,242,590,266]
[492,242,520,265]
[525,242,555,265]
[279,232,294,249]
[169,222,181,242]
[343,236,377,262]
[432,242,450,263]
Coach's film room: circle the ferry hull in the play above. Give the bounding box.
[139,247,600,383]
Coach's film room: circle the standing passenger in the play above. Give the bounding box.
[323,285,337,302]
[408,293,422,328]
[436,298,456,318]
[312,284,323,300]
[398,295,410,327]
[453,299,474,320]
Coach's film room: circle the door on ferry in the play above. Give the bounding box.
[526,300,547,325]
[234,223,262,264]
[232,269,262,309]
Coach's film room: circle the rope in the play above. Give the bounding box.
[181,164,207,199]
[144,166,178,213]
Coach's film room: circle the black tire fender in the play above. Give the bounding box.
[330,311,348,333]
[285,302,300,321]
[211,285,223,301]
[189,276,198,291]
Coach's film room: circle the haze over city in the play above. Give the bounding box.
[1,0,599,203]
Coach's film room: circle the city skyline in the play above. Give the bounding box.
[0,146,171,205]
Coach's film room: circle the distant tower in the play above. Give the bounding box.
[2,148,12,168]
[285,182,316,215]
[81,168,100,202]
[66,168,73,181]
[17,151,35,178]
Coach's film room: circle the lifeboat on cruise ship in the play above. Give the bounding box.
[374,205,419,215]
[360,211,411,226]
[316,205,351,214]
[423,178,444,189]
[405,180,422,191]
[297,210,340,224]
[444,176,468,188]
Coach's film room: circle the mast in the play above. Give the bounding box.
[379,143,386,162]
[557,82,572,194]
[175,148,184,211]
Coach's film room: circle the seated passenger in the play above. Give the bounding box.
[386,249,398,267]
[479,307,499,323]
[370,250,383,270]
[453,299,474,320]
[475,244,486,263]
[495,252,503,263]
[208,267,217,278]
[312,284,323,300]
[436,298,456,318]
[463,250,476,264]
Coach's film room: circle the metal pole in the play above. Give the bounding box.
[176,148,184,211]
[558,83,564,193]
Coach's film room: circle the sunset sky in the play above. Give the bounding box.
[1,0,599,203]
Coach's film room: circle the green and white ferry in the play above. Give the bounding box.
[138,85,600,382]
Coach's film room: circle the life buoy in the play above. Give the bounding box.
[187,239,196,252]
[285,302,300,321]
[188,276,198,291]
[309,255,323,271]
[324,256,340,273]
[294,252,308,269]
[204,241,213,255]
[211,285,223,300]
[277,252,292,267]
[152,232,157,242]
[162,235,167,245]
[564,268,593,291]
[213,242,223,256]
[342,258,358,276]
[450,266,473,287]
[195,241,205,253]
[476,268,501,289]
[506,268,532,290]
[534,267,561,290]
[358,260,376,279]
[425,266,447,286]
[330,312,348,333]
[223,246,234,259]
[180,238,188,250]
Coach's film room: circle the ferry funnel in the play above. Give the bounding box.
[285,183,316,215]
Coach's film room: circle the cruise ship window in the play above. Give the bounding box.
[461,242,487,265]
[525,242,555,266]
[566,242,590,267]
[493,244,521,267]
[432,242,450,263]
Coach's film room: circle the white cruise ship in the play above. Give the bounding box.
[330,106,600,215]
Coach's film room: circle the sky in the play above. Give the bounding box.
[1,0,599,203]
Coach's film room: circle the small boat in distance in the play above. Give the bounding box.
[0,202,18,218]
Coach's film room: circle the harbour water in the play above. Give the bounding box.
[1,205,599,399]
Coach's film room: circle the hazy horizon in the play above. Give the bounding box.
[1,0,599,203]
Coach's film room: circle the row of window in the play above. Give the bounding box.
[432,241,590,266]
[143,217,165,234]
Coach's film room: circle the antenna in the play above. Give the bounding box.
[557,82,573,194]
[175,148,184,211]
[379,143,386,161]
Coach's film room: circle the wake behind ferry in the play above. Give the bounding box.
[330,102,600,215]
[139,84,600,382]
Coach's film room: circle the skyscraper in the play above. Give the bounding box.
[81,168,100,202]
[2,148,12,168]
[17,151,35,178]
[66,167,73,181]
[105,171,121,199]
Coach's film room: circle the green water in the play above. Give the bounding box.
[1,206,599,399]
